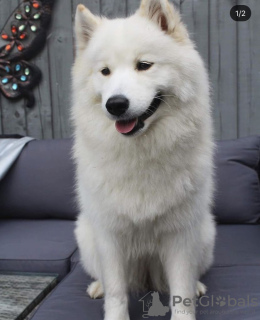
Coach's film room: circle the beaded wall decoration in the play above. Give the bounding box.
[0,0,56,108]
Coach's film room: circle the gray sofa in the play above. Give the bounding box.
[0,136,260,320]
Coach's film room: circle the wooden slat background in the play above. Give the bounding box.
[0,0,259,140]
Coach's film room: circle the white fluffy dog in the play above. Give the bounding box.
[72,1,216,319]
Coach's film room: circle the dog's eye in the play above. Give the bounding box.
[101,67,111,76]
[137,61,153,71]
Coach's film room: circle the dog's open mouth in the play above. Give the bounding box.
[115,93,162,136]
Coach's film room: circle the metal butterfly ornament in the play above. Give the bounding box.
[0,0,56,108]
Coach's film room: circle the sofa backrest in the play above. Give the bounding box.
[214,136,260,224]
[0,136,259,223]
[0,139,77,220]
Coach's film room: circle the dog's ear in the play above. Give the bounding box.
[75,4,100,54]
[138,0,188,41]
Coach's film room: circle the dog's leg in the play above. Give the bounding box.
[75,215,104,299]
[75,214,102,282]
[160,231,198,320]
[96,231,129,320]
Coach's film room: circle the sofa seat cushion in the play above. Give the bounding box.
[30,263,260,320]
[0,220,77,280]
[37,224,260,320]
[214,225,260,267]
[70,225,260,270]
[30,263,103,320]
[70,248,80,270]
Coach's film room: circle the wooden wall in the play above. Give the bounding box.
[0,0,259,140]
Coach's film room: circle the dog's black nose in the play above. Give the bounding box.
[106,95,129,116]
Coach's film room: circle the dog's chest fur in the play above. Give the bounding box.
[76,131,202,229]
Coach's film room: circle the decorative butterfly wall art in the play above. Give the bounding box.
[0,0,56,108]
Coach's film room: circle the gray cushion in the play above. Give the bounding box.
[0,139,77,220]
[197,266,260,320]
[0,220,77,280]
[70,249,80,269]
[70,225,260,268]
[214,225,260,266]
[214,136,260,224]
[30,263,104,320]
[1,136,259,223]
[30,263,260,320]
[30,224,260,320]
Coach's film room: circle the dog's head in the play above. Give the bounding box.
[73,0,204,137]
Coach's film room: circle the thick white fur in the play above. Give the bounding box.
[72,1,216,319]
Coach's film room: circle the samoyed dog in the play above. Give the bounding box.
[72,0,216,319]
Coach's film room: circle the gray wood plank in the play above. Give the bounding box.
[0,0,27,136]
[126,0,180,16]
[126,0,140,16]
[180,0,209,67]
[209,0,238,140]
[101,0,127,18]
[72,0,101,16]
[0,0,259,140]
[27,44,53,139]
[171,0,181,10]
[47,0,74,138]
[237,0,260,137]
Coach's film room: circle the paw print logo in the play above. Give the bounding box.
[215,296,226,307]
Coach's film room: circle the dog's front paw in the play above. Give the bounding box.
[196,281,207,297]
[87,280,104,299]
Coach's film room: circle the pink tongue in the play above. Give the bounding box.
[115,119,136,134]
